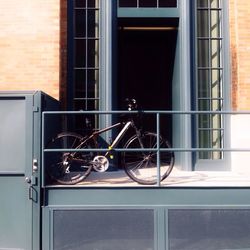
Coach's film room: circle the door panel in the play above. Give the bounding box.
[0,96,33,250]
[0,177,30,249]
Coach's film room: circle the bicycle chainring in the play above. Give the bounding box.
[93,155,109,172]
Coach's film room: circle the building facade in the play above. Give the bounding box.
[0,0,249,170]
[1,0,249,109]
[0,0,249,107]
[1,1,250,250]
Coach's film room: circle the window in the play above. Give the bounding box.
[118,0,177,8]
[195,0,224,160]
[70,0,100,112]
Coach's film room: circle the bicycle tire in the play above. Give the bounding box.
[46,132,93,185]
[122,132,174,185]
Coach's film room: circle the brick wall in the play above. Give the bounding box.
[0,1,249,109]
[229,0,250,110]
[0,0,60,99]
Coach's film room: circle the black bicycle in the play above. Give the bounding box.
[46,99,175,185]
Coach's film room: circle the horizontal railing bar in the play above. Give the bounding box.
[73,98,100,101]
[74,67,100,70]
[197,97,223,100]
[44,148,250,153]
[197,7,222,10]
[74,7,100,10]
[43,110,250,115]
[74,37,100,40]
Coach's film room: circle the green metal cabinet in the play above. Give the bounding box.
[1,91,250,250]
[0,91,58,250]
[43,188,250,250]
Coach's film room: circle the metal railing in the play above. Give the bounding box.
[42,110,250,187]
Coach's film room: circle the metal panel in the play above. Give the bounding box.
[53,209,155,250]
[0,91,59,250]
[43,188,250,250]
[0,177,27,249]
[0,93,33,250]
[44,188,250,207]
[169,209,250,250]
[0,98,26,173]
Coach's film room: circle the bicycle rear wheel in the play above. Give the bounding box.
[46,132,93,185]
[122,132,174,185]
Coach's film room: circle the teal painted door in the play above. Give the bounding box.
[0,94,36,250]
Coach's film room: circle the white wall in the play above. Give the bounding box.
[231,115,250,173]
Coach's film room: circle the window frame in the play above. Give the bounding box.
[193,0,231,170]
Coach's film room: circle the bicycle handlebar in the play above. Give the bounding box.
[125,98,138,111]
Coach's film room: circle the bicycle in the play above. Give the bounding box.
[46,99,175,185]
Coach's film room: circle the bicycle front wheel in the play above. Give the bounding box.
[46,132,93,185]
[122,132,174,185]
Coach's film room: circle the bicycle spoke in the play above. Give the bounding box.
[127,159,145,172]
[46,133,93,185]
[123,132,174,185]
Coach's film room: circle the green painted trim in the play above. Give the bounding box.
[193,0,231,171]
[45,188,250,207]
[118,8,179,18]
[99,0,113,142]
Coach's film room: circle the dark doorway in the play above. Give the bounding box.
[117,18,178,141]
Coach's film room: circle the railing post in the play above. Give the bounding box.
[41,112,45,187]
[157,113,160,186]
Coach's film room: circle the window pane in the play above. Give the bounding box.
[197,10,209,37]
[211,128,223,159]
[211,69,222,98]
[119,0,177,8]
[198,70,210,98]
[74,39,86,67]
[88,69,99,98]
[198,114,210,129]
[74,99,98,111]
[75,0,86,8]
[211,39,221,68]
[54,209,155,250]
[211,10,221,38]
[87,39,99,67]
[119,0,137,7]
[75,9,86,37]
[87,9,99,37]
[199,130,212,159]
[74,71,99,104]
[74,69,86,98]
[197,0,208,7]
[159,0,177,7]
[210,0,220,8]
[88,0,98,8]
[139,0,156,8]
[198,40,209,67]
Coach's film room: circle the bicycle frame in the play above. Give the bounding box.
[88,120,133,157]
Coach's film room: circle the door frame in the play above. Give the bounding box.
[100,0,192,170]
